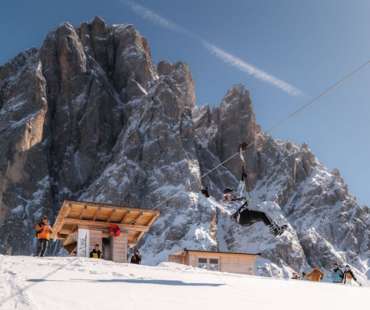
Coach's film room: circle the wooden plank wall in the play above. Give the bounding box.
[168,254,186,264]
[112,233,128,263]
[187,252,257,275]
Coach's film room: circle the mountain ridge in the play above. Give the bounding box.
[0,17,369,279]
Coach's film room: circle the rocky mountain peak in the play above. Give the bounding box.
[0,19,369,280]
[220,84,250,107]
[91,16,107,31]
[157,60,195,110]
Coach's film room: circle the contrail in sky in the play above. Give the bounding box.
[121,0,303,96]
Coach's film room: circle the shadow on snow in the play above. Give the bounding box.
[27,278,224,287]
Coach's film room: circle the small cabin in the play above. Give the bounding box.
[52,200,159,263]
[169,249,259,275]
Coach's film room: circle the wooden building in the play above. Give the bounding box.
[168,249,259,275]
[52,200,159,263]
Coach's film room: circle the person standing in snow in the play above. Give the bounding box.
[89,244,102,259]
[291,272,301,280]
[305,267,324,282]
[343,265,361,286]
[130,249,142,264]
[34,216,53,257]
[332,263,344,284]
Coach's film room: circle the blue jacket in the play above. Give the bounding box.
[332,268,344,283]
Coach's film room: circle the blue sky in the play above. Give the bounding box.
[2,0,370,205]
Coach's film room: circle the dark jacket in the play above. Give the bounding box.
[131,253,142,264]
[332,267,344,283]
[90,249,102,259]
[343,269,357,283]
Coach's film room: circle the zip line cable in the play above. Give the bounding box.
[266,59,370,134]
[152,137,240,210]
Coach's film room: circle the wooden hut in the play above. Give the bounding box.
[52,200,160,263]
[168,249,259,275]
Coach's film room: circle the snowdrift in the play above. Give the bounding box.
[0,256,368,310]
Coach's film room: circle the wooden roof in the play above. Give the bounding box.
[52,200,160,247]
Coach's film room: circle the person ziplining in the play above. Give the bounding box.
[233,142,287,236]
[201,142,287,236]
[223,188,287,236]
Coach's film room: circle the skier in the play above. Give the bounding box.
[130,249,142,264]
[231,199,287,236]
[34,216,53,257]
[305,267,324,282]
[343,265,361,286]
[89,244,102,259]
[332,263,344,284]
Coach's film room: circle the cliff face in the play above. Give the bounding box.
[0,17,369,279]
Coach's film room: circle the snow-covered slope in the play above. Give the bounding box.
[0,256,368,310]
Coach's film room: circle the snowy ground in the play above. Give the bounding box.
[0,256,368,310]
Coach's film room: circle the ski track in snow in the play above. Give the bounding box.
[0,256,368,310]
[0,256,37,310]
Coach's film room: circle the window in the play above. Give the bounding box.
[197,257,219,271]
[208,258,219,271]
[198,258,208,269]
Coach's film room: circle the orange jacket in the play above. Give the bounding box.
[36,224,52,240]
[305,268,324,282]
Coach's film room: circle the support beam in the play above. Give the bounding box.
[79,205,88,220]
[135,211,160,244]
[64,205,71,219]
[63,232,77,247]
[107,209,116,222]
[59,229,72,235]
[130,212,143,225]
[135,231,145,245]
[120,210,130,223]
[59,225,78,235]
[63,218,149,232]
[57,233,69,239]
[52,205,71,239]
[92,207,101,221]
[145,212,160,227]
